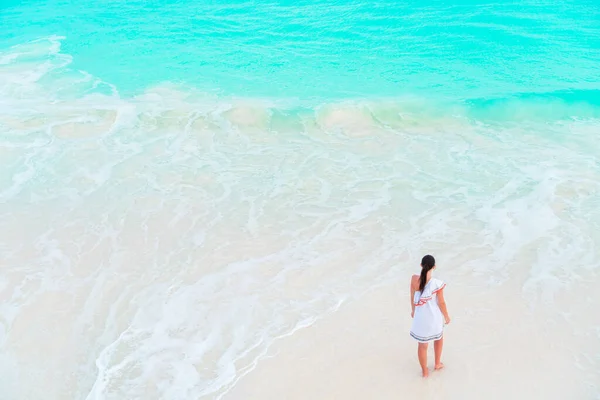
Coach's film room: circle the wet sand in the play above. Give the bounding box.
[223,272,600,400]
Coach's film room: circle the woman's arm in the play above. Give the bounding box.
[410,276,417,318]
[436,288,451,324]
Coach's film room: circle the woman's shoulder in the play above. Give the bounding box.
[410,274,420,288]
[431,277,446,292]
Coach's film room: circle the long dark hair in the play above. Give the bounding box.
[419,255,436,292]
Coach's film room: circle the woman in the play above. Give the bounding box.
[410,255,451,377]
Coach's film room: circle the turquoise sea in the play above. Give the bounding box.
[1,1,600,399]
[3,0,600,101]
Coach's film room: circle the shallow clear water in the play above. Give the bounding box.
[1,0,600,399]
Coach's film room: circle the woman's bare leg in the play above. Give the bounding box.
[434,337,444,370]
[418,342,429,377]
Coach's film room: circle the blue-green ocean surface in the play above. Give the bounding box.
[2,0,600,101]
[1,1,600,399]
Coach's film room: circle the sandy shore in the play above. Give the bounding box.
[223,273,599,400]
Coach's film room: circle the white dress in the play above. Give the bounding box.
[410,277,446,343]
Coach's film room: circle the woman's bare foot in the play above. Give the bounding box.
[422,368,429,378]
[434,363,445,370]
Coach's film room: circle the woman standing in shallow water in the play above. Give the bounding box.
[410,255,451,377]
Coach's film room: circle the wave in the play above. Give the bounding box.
[2,36,600,128]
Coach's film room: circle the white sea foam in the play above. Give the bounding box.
[1,37,599,399]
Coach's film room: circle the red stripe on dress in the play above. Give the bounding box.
[414,283,446,306]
